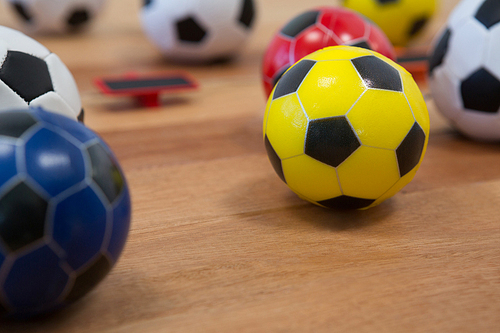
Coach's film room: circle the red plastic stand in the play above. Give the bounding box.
[94,71,199,108]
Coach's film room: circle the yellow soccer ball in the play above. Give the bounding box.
[263,46,429,210]
[343,0,437,46]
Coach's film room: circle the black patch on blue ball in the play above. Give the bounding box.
[64,255,112,303]
[87,143,124,204]
[0,182,47,252]
[0,111,37,138]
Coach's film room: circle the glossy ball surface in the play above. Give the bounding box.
[0,26,83,121]
[6,0,106,34]
[141,0,256,62]
[429,0,500,141]
[343,0,437,46]
[263,46,429,210]
[262,6,396,97]
[0,107,131,317]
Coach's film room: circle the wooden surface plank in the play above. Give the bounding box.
[1,0,500,332]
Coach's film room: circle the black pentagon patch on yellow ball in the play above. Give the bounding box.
[429,28,451,75]
[0,182,48,252]
[461,68,500,113]
[305,116,360,168]
[0,51,54,103]
[350,41,372,51]
[281,10,319,38]
[273,60,315,100]
[396,122,426,177]
[375,0,399,4]
[176,17,207,43]
[352,56,402,92]
[0,111,37,138]
[238,0,255,29]
[64,255,112,303]
[318,195,375,210]
[475,0,500,29]
[272,66,290,88]
[264,135,286,183]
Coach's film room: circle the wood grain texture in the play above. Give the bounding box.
[1,0,500,332]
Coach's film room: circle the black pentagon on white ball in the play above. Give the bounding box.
[0,51,53,103]
[67,8,91,28]
[8,0,105,33]
[238,0,255,28]
[0,26,83,121]
[474,0,500,29]
[351,56,402,92]
[428,28,451,75]
[10,2,32,22]
[461,68,500,113]
[176,16,207,43]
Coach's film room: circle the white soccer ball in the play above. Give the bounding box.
[140,0,256,62]
[0,26,82,121]
[6,0,106,34]
[428,0,500,141]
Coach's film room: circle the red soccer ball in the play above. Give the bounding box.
[262,7,397,97]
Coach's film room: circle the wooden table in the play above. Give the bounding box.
[1,0,500,331]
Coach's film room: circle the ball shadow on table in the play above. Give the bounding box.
[292,197,397,232]
[427,126,500,171]
[0,293,94,329]
[438,128,500,150]
[227,175,396,233]
[0,267,170,330]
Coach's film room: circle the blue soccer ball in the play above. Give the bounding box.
[0,107,131,318]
